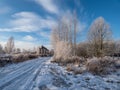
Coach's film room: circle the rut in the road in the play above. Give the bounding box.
[0,57,50,90]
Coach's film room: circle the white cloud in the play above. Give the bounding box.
[15,41,38,50]
[0,34,47,50]
[0,40,51,50]
[35,0,58,14]
[39,31,50,38]
[15,41,52,50]
[23,35,36,41]
[0,12,56,32]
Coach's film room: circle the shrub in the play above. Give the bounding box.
[86,57,115,75]
[13,54,24,62]
[66,64,74,71]
[52,55,87,66]
[28,54,38,59]
[76,43,88,58]
[12,54,37,63]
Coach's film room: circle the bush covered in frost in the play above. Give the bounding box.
[52,55,87,66]
[86,57,116,75]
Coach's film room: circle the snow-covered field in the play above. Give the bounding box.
[0,57,120,90]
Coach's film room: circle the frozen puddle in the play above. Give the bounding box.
[0,57,120,90]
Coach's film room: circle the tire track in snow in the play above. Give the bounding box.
[0,58,42,77]
[0,57,50,90]
[2,69,33,90]
[0,58,42,89]
[2,59,44,90]
[20,58,48,90]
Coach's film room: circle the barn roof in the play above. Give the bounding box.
[38,45,49,51]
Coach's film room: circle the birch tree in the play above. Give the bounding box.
[88,17,112,57]
[5,36,14,54]
[51,12,78,60]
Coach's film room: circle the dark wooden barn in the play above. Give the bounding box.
[37,46,49,57]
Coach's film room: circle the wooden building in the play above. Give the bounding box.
[37,46,49,56]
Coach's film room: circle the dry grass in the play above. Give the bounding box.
[66,64,86,74]
[52,54,117,75]
[52,56,87,66]
[66,64,74,72]
[12,54,38,63]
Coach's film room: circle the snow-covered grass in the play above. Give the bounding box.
[50,57,120,90]
[53,56,119,75]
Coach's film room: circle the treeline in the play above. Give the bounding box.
[0,37,21,54]
[0,37,38,64]
[51,12,120,75]
[0,37,14,54]
[0,37,37,55]
[51,12,119,63]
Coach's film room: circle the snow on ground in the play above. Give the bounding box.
[0,57,120,90]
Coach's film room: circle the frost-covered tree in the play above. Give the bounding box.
[5,36,14,54]
[88,17,112,57]
[51,11,78,60]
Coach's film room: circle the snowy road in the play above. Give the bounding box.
[0,57,120,90]
[0,57,50,90]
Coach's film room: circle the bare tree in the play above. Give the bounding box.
[51,11,78,60]
[5,36,14,54]
[73,10,78,56]
[88,17,112,57]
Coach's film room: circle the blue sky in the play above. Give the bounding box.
[0,0,120,50]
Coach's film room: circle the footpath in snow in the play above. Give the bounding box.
[0,57,120,90]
